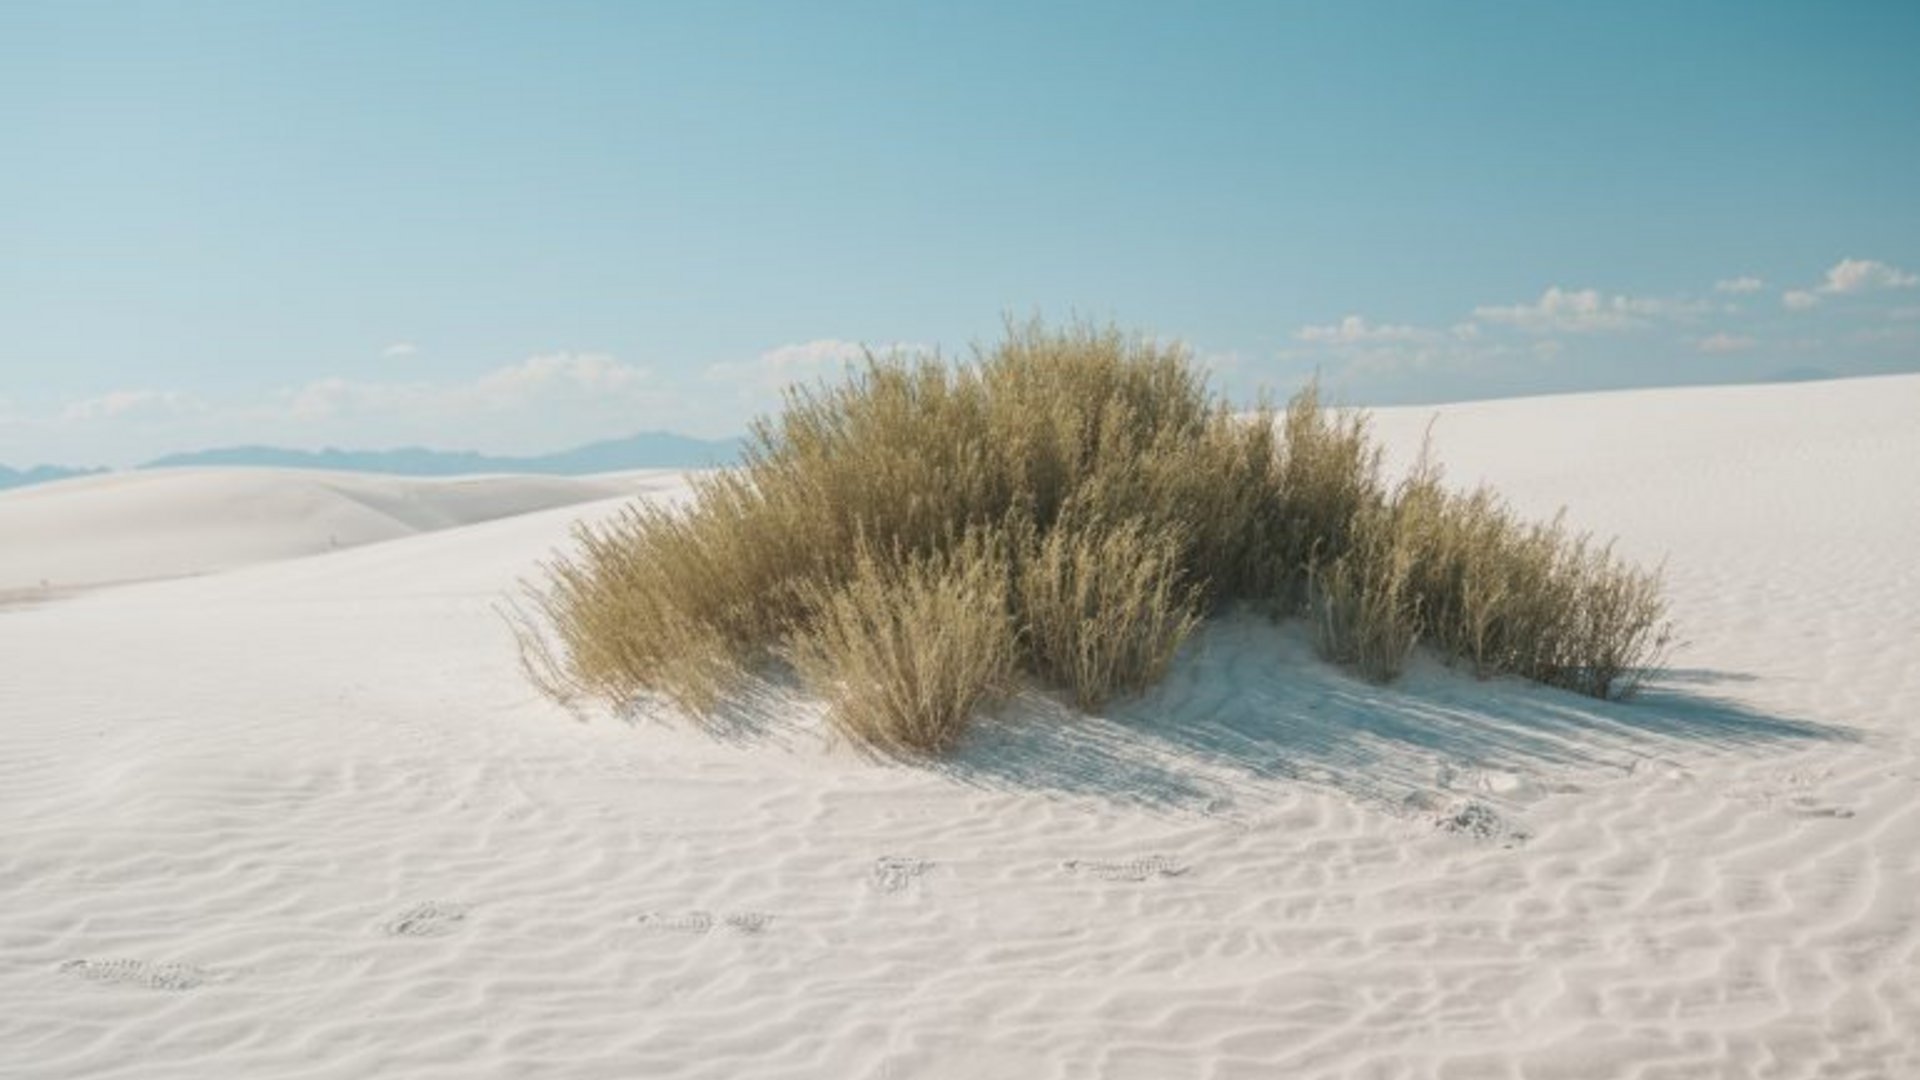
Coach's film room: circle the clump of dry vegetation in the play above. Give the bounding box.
[789,534,1015,757]
[513,319,1672,756]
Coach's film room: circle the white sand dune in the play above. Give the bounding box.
[0,468,687,598]
[3,375,1917,1078]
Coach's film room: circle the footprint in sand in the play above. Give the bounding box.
[58,958,231,991]
[636,910,773,936]
[871,856,932,894]
[1432,800,1531,847]
[636,910,714,935]
[383,901,469,938]
[1063,855,1188,882]
[1787,796,1856,820]
[724,912,773,935]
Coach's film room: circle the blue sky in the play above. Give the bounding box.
[4,1,1918,466]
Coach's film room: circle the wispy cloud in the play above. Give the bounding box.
[286,377,428,420]
[1279,256,1920,403]
[758,339,872,376]
[1473,286,1695,334]
[1849,325,1920,346]
[382,342,419,359]
[284,353,649,420]
[60,389,205,422]
[705,338,931,394]
[1294,315,1433,345]
[469,352,646,406]
[1696,332,1757,354]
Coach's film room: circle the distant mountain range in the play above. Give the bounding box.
[0,464,107,491]
[0,431,745,491]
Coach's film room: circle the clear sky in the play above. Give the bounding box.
[4,1,1918,466]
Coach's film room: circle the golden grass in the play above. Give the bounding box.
[1016,517,1202,709]
[518,318,1674,754]
[789,536,1014,757]
[1308,497,1422,682]
[1308,453,1674,696]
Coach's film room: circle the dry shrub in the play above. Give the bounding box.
[1308,495,1421,682]
[1016,517,1202,709]
[789,537,1014,757]
[1269,385,1384,611]
[1311,452,1674,697]
[511,475,811,713]
[519,318,1675,757]
[977,320,1215,532]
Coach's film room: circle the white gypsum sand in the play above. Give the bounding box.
[0,468,685,600]
[1,375,1916,1078]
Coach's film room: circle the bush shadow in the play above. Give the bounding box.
[937,613,1853,816]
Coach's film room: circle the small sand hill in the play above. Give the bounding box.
[0,467,675,595]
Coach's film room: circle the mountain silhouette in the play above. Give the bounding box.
[0,464,105,491]
[141,431,743,474]
[0,431,743,491]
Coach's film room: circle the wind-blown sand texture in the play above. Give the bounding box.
[3,375,1916,1078]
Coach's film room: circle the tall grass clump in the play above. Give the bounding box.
[516,318,1673,756]
[1307,496,1422,683]
[1269,384,1384,612]
[1017,516,1202,709]
[1307,453,1673,697]
[789,536,1015,757]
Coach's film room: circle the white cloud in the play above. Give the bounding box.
[285,377,427,420]
[1190,347,1246,377]
[706,338,932,394]
[1323,338,1559,382]
[759,339,872,375]
[1779,258,1918,312]
[1294,315,1431,345]
[1817,257,1918,295]
[1449,322,1481,341]
[1472,286,1690,334]
[60,389,205,422]
[1849,325,1919,345]
[382,342,419,359]
[282,353,649,420]
[1696,332,1757,354]
[468,352,646,408]
[1714,276,1766,294]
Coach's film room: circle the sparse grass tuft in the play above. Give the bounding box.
[517,318,1674,754]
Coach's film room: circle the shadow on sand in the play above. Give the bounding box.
[934,615,1851,816]
[649,613,1851,818]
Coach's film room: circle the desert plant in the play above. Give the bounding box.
[1015,516,1202,709]
[1269,384,1384,612]
[1309,451,1674,697]
[788,535,1015,756]
[1307,494,1422,682]
[518,317,1674,757]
